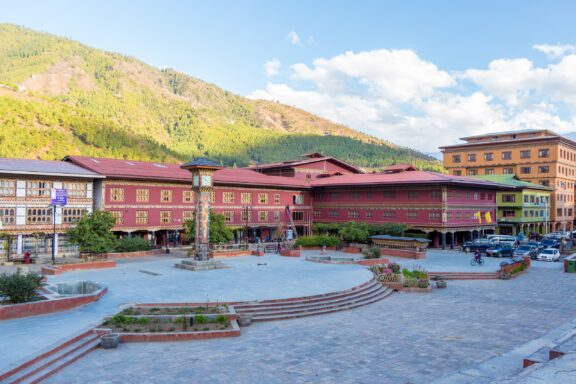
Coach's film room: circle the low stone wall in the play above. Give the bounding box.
[41,260,116,275]
[211,250,253,258]
[299,246,338,251]
[343,246,362,254]
[107,249,165,259]
[378,248,426,259]
[355,258,390,266]
[500,256,531,279]
[280,249,301,257]
[0,287,108,320]
[380,281,432,293]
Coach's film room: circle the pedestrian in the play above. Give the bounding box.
[276,241,281,254]
[561,237,567,252]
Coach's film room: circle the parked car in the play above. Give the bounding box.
[540,239,560,249]
[551,231,571,240]
[462,239,493,253]
[537,248,561,262]
[486,244,515,258]
[514,245,539,259]
[489,235,517,245]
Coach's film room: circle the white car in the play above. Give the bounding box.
[537,248,561,262]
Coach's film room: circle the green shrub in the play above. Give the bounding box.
[195,315,208,324]
[114,237,151,252]
[294,235,341,247]
[402,269,414,278]
[214,315,228,324]
[388,263,401,274]
[0,270,43,304]
[362,246,382,259]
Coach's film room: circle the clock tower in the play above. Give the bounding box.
[180,158,223,261]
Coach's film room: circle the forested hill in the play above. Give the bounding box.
[0,24,442,171]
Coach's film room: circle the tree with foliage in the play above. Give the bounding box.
[67,210,118,255]
[0,270,44,304]
[339,222,370,243]
[183,210,234,244]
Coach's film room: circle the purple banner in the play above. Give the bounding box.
[50,188,67,206]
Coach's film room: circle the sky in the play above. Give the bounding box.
[1,0,576,153]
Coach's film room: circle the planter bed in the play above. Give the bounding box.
[107,249,165,259]
[280,249,300,257]
[211,250,253,258]
[118,305,237,321]
[41,260,116,275]
[380,282,431,293]
[343,246,363,254]
[298,246,338,251]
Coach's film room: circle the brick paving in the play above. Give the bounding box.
[44,264,576,384]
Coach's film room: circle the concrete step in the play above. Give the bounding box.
[235,281,383,312]
[251,288,393,322]
[429,272,500,280]
[2,331,100,384]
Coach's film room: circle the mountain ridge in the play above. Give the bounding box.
[0,24,442,171]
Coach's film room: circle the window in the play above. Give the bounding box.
[524,195,529,203]
[557,208,562,217]
[524,211,528,218]
[329,192,340,199]
[406,211,417,219]
[503,167,514,175]
[274,211,281,222]
[453,170,462,176]
[484,153,494,161]
[160,190,172,203]
[530,195,535,203]
[0,208,16,225]
[328,210,339,217]
[520,150,531,159]
[313,210,321,217]
[241,193,252,204]
[430,190,441,199]
[540,180,550,187]
[366,211,372,219]
[136,210,149,224]
[27,181,52,197]
[502,194,516,203]
[538,148,550,158]
[183,191,193,203]
[456,212,462,219]
[274,193,280,204]
[223,211,234,222]
[109,187,124,202]
[62,208,87,224]
[485,169,495,175]
[292,211,304,221]
[293,194,304,205]
[502,151,512,160]
[136,189,150,202]
[223,192,234,204]
[183,211,194,221]
[258,193,268,204]
[383,191,396,198]
[259,211,268,221]
[109,210,124,224]
[349,191,360,199]
[160,211,171,224]
[466,192,471,199]
[520,167,531,174]
[313,192,322,200]
[407,191,419,199]
[467,154,477,162]
[467,169,478,176]
[383,210,396,218]
[429,211,441,220]
[366,191,373,199]
[210,191,215,203]
[538,166,549,173]
[474,192,479,200]
[569,208,573,217]
[26,207,52,225]
[0,179,15,196]
[503,210,515,217]
[480,193,486,200]
[63,182,87,198]
[452,154,461,163]
[241,210,251,221]
[348,210,360,219]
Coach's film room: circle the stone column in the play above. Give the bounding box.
[450,232,455,249]
[441,232,446,250]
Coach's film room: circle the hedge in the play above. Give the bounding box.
[294,235,341,247]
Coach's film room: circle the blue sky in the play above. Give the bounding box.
[2,0,576,151]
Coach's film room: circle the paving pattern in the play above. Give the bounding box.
[44,263,576,384]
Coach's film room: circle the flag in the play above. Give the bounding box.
[484,211,492,224]
[474,211,482,223]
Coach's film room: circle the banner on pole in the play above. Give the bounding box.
[50,188,67,206]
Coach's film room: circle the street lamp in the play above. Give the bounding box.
[243,206,251,250]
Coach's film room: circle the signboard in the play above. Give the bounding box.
[285,229,293,240]
[50,188,67,206]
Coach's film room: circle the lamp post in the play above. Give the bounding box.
[243,206,251,250]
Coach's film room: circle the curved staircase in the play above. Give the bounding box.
[234,279,392,322]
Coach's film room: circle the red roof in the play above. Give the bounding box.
[65,156,310,189]
[249,156,364,173]
[311,171,513,189]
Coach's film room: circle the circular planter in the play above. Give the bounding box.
[101,333,120,349]
[436,280,447,289]
[237,315,253,327]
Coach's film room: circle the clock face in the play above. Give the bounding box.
[202,175,212,186]
[193,175,199,187]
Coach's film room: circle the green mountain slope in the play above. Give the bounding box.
[0,24,442,171]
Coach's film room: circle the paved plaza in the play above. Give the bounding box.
[2,249,574,383]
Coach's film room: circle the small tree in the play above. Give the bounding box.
[184,210,234,244]
[0,270,44,304]
[67,210,118,255]
[339,222,369,244]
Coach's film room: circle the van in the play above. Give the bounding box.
[490,235,516,244]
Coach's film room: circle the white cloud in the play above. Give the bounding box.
[264,58,281,76]
[287,31,300,45]
[249,47,576,152]
[533,44,576,59]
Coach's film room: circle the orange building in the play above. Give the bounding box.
[440,129,576,233]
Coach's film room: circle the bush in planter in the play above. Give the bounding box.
[0,270,43,304]
[294,235,341,247]
[114,237,151,252]
[388,262,401,274]
[362,246,382,259]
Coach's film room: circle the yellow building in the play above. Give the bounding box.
[440,129,576,232]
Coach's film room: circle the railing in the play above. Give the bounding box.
[209,243,249,252]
